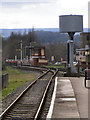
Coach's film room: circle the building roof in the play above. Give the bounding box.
[76,48,90,51]
[25,46,45,49]
[80,32,90,34]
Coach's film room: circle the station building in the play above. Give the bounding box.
[80,32,90,48]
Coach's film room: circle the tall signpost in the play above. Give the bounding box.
[59,15,83,73]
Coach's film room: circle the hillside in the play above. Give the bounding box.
[34,31,80,44]
[1,28,81,46]
[1,28,89,37]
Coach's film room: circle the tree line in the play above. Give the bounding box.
[2,29,68,62]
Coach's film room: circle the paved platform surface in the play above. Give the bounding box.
[51,77,88,119]
[69,77,88,118]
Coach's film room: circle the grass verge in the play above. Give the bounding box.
[44,65,65,69]
[2,66,37,99]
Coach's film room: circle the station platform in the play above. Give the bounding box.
[47,77,89,119]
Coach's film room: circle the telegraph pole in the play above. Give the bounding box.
[30,41,32,65]
[21,40,23,66]
[25,46,26,59]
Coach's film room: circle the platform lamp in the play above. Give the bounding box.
[59,15,83,73]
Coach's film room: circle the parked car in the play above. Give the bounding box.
[73,61,78,66]
[54,62,61,65]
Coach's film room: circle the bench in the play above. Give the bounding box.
[85,69,90,88]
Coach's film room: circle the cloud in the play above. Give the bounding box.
[1,0,55,5]
[0,0,88,28]
[1,0,54,3]
[1,0,56,9]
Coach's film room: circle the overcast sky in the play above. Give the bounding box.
[0,0,89,29]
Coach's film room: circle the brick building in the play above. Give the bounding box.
[29,46,48,66]
[80,32,90,48]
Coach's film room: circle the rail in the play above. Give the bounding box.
[0,68,58,120]
[0,69,50,119]
[34,69,58,120]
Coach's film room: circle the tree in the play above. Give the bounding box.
[2,29,40,60]
[45,41,67,62]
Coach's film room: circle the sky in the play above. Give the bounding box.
[0,0,89,29]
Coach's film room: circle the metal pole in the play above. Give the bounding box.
[25,47,26,59]
[21,40,23,66]
[67,32,77,73]
[30,42,32,65]
[67,42,69,64]
[67,40,77,73]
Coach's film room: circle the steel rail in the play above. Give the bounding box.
[0,69,50,119]
[34,69,58,120]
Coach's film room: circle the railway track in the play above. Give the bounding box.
[0,68,58,120]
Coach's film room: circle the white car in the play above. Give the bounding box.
[54,62,61,65]
[73,61,78,66]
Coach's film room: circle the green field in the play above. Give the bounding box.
[44,65,65,69]
[2,67,37,99]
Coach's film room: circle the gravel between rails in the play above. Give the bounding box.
[39,78,55,119]
[2,71,41,113]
